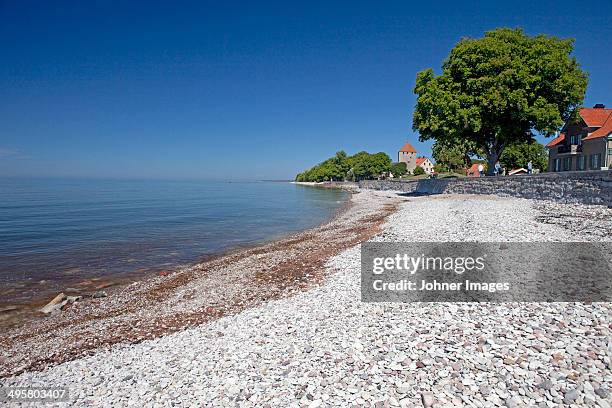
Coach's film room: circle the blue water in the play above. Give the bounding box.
[0,178,347,301]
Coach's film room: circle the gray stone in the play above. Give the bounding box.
[39,293,67,314]
[538,380,554,391]
[505,397,519,408]
[563,389,578,404]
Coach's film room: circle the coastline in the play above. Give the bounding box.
[0,181,350,331]
[293,181,360,192]
[3,192,610,406]
[0,189,402,377]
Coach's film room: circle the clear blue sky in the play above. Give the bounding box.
[1,1,610,180]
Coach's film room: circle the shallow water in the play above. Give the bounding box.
[0,178,348,302]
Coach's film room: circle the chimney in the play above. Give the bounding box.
[593,103,605,109]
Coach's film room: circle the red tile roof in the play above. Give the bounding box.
[399,143,416,153]
[545,132,565,148]
[544,107,612,146]
[466,163,486,176]
[583,113,612,141]
[415,157,427,166]
[579,107,612,127]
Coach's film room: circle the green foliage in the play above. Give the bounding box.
[500,140,548,171]
[431,139,481,172]
[296,151,392,182]
[390,162,407,177]
[433,164,446,173]
[295,152,346,182]
[413,166,426,176]
[350,152,392,180]
[413,28,587,174]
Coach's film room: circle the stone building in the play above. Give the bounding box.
[398,143,417,173]
[546,104,612,172]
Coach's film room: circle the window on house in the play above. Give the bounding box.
[554,158,561,172]
[577,156,585,171]
[563,157,571,171]
[590,154,601,169]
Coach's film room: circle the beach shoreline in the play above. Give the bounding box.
[2,191,611,407]
[0,189,402,378]
[2,192,610,407]
[0,181,351,331]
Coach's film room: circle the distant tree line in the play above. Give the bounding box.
[296,151,409,182]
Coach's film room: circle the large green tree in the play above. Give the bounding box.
[413,28,587,175]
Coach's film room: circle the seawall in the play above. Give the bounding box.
[358,170,612,206]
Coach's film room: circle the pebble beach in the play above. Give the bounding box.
[2,190,612,407]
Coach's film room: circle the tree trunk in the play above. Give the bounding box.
[486,153,498,176]
[486,143,504,176]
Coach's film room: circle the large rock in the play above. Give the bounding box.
[39,293,82,314]
[39,293,67,314]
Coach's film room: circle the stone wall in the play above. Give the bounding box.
[358,170,612,206]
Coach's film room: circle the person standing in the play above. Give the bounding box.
[478,163,484,177]
[494,161,501,176]
[527,160,533,174]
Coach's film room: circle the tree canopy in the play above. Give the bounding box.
[413,166,426,176]
[413,28,587,174]
[295,151,392,182]
[390,162,407,177]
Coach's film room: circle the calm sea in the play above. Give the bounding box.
[0,178,348,302]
